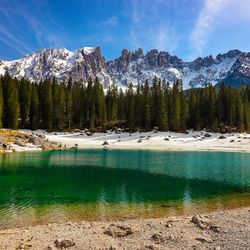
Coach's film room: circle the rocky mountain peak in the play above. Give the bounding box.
[0,47,249,89]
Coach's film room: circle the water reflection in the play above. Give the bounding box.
[0,149,249,227]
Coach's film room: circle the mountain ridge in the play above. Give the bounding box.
[0,47,249,89]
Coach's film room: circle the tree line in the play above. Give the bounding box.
[0,74,249,132]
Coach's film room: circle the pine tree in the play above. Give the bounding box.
[40,80,53,130]
[117,89,125,121]
[5,78,20,129]
[142,80,151,130]
[19,78,31,128]
[30,84,40,130]
[58,83,66,130]
[236,94,244,131]
[172,80,181,131]
[0,80,3,128]
[126,83,135,130]
[66,78,73,129]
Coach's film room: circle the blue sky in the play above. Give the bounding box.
[0,0,250,61]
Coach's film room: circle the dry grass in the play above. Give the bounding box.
[0,129,31,143]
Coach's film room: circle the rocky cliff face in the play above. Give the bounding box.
[0,47,249,89]
[0,47,112,88]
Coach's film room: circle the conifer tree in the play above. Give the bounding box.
[142,80,151,130]
[0,81,3,128]
[5,78,20,129]
[30,84,40,130]
[19,78,31,128]
[58,83,66,130]
[126,83,135,130]
[172,80,181,131]
[66,78,73,129]
[40,80,53,130]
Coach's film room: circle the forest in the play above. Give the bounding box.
[0,74,249,132]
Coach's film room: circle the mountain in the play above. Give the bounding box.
[0,47,249,89]
[0,47,112,88]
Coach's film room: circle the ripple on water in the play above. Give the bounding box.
[0,149,249,228]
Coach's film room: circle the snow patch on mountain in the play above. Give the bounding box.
[0,47,249,89]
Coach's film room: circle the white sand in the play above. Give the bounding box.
[37,130,250,153]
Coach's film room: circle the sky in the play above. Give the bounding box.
[0,0,250,61]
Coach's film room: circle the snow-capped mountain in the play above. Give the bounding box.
[107,48,247,89]
[0,47,112,88]
[0,47,249,89]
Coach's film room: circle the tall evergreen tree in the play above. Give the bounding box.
[0,81,3,128]
[30,84,40,130]
[4,78,20,129]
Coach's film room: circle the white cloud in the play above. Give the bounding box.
[190,0,250,57]
[127,0,180,53]
[100,16,118,27]
[0,0,67,55]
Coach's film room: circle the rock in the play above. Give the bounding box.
[165,222,174,228]
[218,135,226,139]
[14,139,26,147]
[138,139,142,143]
[191,215,211,229]
[214,246,221,250]
[28,136,45,146]
[104,225,139,238]
[164,138,169,141]
[210,225,221,233]
[16,243,33,249]
[145,245,159,249]
[86,132,93,136]
[54,239,75,249]
[204,133,212,137]
[151,233,165,244]
[230,139,235,143]
[102,141,109,146]
[195,235,213,243]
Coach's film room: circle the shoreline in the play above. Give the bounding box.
[0,129,249,154]
[43,130,250,153]
[0,207,249,249]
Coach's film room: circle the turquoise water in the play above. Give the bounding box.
[0,149,249,228]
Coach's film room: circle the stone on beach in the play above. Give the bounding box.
[104,224,139,238]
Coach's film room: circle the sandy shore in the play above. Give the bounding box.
[39,130,250,153]
[0,207,249,250]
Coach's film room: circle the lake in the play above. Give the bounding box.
[0,149,249,228]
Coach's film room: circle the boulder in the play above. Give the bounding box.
[14,139,26,147]
[28,136,45,146]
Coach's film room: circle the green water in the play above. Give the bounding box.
[0,149,249,228]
